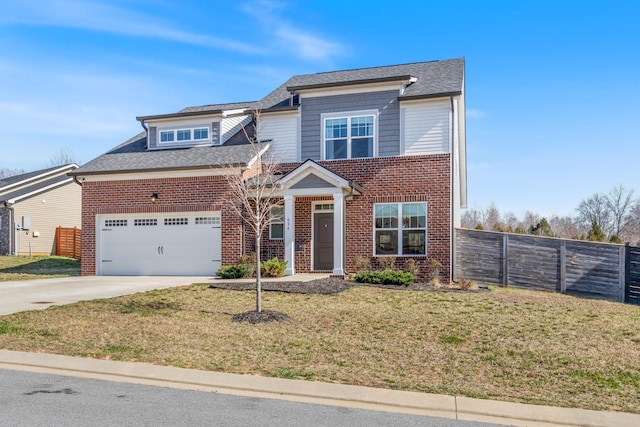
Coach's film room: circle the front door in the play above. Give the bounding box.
[313,212,334,270]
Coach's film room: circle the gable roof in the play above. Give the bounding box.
[74,58,464,177]
[0,164,78,204]
[256,58,464,110]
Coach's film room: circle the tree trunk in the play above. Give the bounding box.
[255,235,262,313]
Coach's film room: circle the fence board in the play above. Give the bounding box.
[626,245,640,305]
[55,226,81,259]
[455,228,626,303]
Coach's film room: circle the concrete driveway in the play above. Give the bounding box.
[0,276,216,315]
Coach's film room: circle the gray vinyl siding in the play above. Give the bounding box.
[149,127,158,149]
[290,173,335,189]
[211,121,220,145]
[300,90,400,160]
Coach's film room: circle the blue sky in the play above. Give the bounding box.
[1,0,638,218]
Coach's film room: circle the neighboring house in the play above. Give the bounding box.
[0,164,81,256]
[70,58,466,281]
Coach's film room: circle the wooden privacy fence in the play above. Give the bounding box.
[55,226,81,259]
[454,228,633,304]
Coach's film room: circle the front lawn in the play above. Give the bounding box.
[0,256,80,281]
[1,284,639,413]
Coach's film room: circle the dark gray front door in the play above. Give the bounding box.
[314,212,334,270]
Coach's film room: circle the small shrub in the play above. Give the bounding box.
[238,253,257,277]
[238,253,256,265]
[377,256,396,270]
[352,255,371,272]
[404,259,420,277]
[216,264,248,279]
[428,259,442,286]
[458,278,475,290]
[354,270,415,286]
[260,257,287,277]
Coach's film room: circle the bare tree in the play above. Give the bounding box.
[549,215,583,239]
[606,184,635,239]
[461,208,483,229]
[48,148,78,167]
[624,201,640,245]
[576,193,612,235]
[0,168,25,179]
[482,203,502,231]
[225,111,283,313]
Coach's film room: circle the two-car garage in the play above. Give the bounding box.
[97,212,222,276]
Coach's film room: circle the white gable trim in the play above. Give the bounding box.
[7,178,75,204]
[0,164,78,193]
[279,160,363,197]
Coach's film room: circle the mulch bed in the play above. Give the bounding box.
[209,277,488,294]
[211,277,487,323]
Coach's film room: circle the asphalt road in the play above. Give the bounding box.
[0,369,503,427]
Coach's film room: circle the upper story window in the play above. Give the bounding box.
[159,127,209,144]
[322,110,377,160]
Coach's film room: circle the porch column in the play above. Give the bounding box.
[332,192,345,276]
[284,195,295,275]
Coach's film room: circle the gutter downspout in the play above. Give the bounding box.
[139,119,149,149]
[450,95,456,282]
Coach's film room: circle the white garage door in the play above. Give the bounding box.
[98,212,222,276]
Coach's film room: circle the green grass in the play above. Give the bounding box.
[1,284,640,413]
[0,256,80,281]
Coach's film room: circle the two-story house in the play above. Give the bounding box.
[70,58,466,281]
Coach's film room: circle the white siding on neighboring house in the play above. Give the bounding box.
[260,113,299,163]
[13,182,81,255]
[401,99,450,155]
[221,115,251,144]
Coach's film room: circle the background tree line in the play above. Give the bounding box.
[462,185,640,245]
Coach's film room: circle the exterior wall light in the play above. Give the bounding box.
[151,193,159,203]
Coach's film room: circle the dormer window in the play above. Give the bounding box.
[321,110,378,160]
[159,127,209,144]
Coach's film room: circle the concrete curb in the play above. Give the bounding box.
[0,350,638,426]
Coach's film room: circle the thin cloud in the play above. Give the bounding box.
[1,0,262,55]
[466,108,487,119]
[242,0,344,62]
[275,24,343,61]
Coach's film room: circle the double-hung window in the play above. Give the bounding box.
[270,206,284,239]
[323,111,376,160]
[374,203,427,256]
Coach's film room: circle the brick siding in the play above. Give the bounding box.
[80,153,451,281]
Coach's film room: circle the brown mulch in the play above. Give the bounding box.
[209,277,488,294]
[209,277,353,294]
[231,309,291,324]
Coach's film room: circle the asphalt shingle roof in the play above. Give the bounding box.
[73,58,464,175]
[256,58,464,110]
[0,175,73,203]
[0,165,63,189]
[0,164,77,202]
[72,132,267,175]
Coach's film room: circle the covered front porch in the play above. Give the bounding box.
[278,160,363,277]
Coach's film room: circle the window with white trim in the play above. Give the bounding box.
[374,203,426,256]
[323,112,376,160]
[159,127,209,144]
[270,206,284,239]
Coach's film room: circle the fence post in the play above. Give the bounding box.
[559,239,566,294]
[624,243,630,303]
[502,233,509,287]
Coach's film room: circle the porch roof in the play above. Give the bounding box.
[279,160,363,196]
